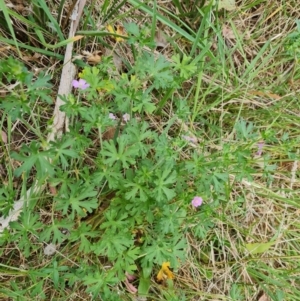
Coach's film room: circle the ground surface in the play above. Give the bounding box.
[0,1,300,300]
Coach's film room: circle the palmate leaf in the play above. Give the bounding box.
[100,210,129,232]
[172,54,197,79]
[9,209,42,236]
[39,219,74,244]
[93,231,133,260]
[113,246,140,278]
[111,81,133,112]
[124,22,140,37]
[210,171,228,193]
[100,136,138,168]
[49,136,79,168]
[83,270,119,299]
[55,183,98,219]
[142,238,170,266]
[124,180,149,201]
[26,72,53,104]
[132,93,156,114]
[152,169,177,202]
[156,207,186,235]
[69,223,98,253]
[134,52,173,89]
[93,168,124,189]
[0,96,31,121]
[11,141,55,177]
[125,119,154,158]
[142,236,186,268]
[93,159,124,189]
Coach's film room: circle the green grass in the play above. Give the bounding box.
[1,0,300,300]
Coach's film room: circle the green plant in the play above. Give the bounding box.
[0,51,209,299]
[285,20,300,58]
[1,4,300,300]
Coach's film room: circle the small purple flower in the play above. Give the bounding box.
[182,135,197,143]
[191,196,203,208]
[256,141,265,156]
[109,113,117,120]
[123,113,130,122]
[72,79,90,90]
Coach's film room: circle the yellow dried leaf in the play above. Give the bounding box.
[107,25,114,34]
[157,262,174,281]
[106,24,126,43]
[116,25,126,42]
[156,269,164,281]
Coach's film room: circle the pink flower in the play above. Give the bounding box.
[191,196,203,208]
[109,113,117,120]
[256,141,265,156]
[72,79,90,90]
[123,113,130,122]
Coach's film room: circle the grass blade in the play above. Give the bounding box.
[0,0,21,56]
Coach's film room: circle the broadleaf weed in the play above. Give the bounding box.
[1,13,299,298]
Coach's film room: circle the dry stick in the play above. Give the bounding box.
[48,0,87,141]
[0,0,86,233]
[290,150,299,190]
